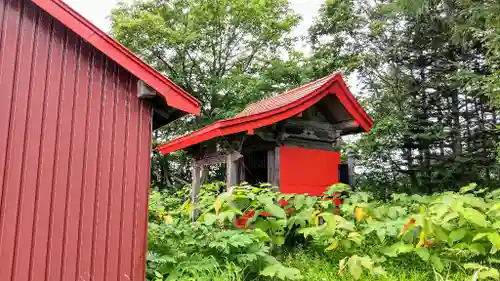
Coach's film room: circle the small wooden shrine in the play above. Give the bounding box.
[157,73,374,199]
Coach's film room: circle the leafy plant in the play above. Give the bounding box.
[147,183,499,280]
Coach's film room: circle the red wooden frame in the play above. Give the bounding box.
[31,0,200,115]
[158,73,374,155]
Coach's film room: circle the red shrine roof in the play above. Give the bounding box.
[157,73,374,155]
[32,0,200,115]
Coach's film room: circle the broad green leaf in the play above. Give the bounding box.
[488,232,500,249]
[460,183,477,194]
[214,193,228,214]
[433,224,449,242]
[431,255,444,272]
[348,255,363,280]
[395,242,414,253]
[493,221,500,229]
[164,215,173,224]
[263,202,286,218]
[478,268,499,279]
[252,228,270,242]
[463,208,488,227]
[373,266,386,276]
[376,228,386,243]
[488,203,500,214]
[473,233,490,241]
[335,215,355,231]
[341,239,352,250]
[338,257,348,276]
[298,226,320,238]
[415,248,430,261]
[294,194,306,210]
[325,241,338,251]
[348,232,364,245]
[260,264,280,277]
[260,264,302,280]
[381,246,398,257]
[271,235,285,246]
[254,219,271,231]
[321,212,336,229]
[388,207,398,219]
[470,243,487,255]
[449,228,467,242]
[203,213,218,225]
[359,256,374,270]
[383,242,412,257]
[441,212,458,224]
[464,263,484,270]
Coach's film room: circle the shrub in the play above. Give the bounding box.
[147,183,500,280]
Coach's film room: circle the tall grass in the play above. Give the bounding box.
[281,250,470,281]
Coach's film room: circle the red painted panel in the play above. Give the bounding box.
[0,1,153,281]
[279,146,340,196]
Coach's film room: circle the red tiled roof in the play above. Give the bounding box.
[235,74,335,118]
[31,0,200,115]
[157,73,373,155]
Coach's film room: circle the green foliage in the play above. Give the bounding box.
[147,183,500,280]
[309,0,500,194]
[111,0,313,187]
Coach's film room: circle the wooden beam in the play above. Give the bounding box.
[195,153,227,166]
[194,151,242,167]
[254,130,276,142]
[285,119,358,132]
[137,80,156,99]
[283,137,337,151]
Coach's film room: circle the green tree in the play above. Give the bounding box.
[111,0,306,188]
[310,0,500,194]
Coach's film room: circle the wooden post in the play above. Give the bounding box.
[191,164,201,220]
[238,159,245,183]
[267,149,275,184]
[226,151,241,189]
[273,146,280,188]
[347,149,355,187]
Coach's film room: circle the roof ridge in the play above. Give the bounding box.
[234,73,338,118]
[280,73,337,97]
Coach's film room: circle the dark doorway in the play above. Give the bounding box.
[244,150,268,185]
[338,163,350,185]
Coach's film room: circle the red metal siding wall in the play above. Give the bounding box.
[0,1,153,281]
[279,146,340,196]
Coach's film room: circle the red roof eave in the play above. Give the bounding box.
[32,0,200,115]
[157,74,374,155]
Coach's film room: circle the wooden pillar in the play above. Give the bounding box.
[226,151,241,189]
[273,146,280,188]
[191,164,201,220]
[347,149,355,187]
[267,149,275,184]
[238,159,245,183]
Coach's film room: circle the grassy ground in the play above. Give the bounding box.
[281,250,469,281]
[197,250,471,281]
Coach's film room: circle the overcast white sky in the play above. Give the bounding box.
[63,0,325,39]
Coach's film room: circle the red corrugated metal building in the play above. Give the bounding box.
[0,1,200,281]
